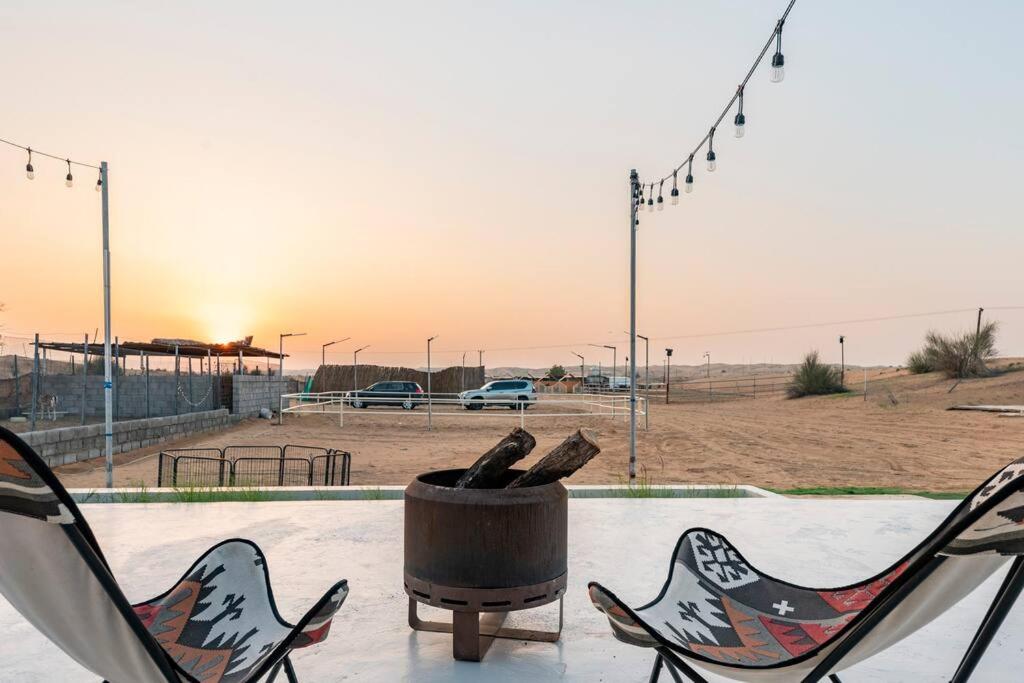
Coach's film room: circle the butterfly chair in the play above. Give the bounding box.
[590,456,1024,682]
[0,426,348,683]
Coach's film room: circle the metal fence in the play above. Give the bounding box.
[157,444,351,488]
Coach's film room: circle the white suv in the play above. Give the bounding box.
[459,379,537,410]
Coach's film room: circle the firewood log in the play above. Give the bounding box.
[506,428,600,488]
[454,427,536,489]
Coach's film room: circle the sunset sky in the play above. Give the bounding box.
[1,1,1022,372]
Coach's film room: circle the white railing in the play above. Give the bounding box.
[279,391,646,429]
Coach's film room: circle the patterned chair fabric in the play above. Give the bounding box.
[0,427,348,683]
[590,455,1024,678]
[133,541,348,683]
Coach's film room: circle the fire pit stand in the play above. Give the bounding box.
[404,468,568,661]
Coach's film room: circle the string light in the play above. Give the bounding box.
[771,19,786,83]
[633,0,796,211]
[670,171,679,205]
[95,169,102,192]
[657,180,664,210]
[647,183,654,211]
[706,127,717,172]
[734,85,746,138]
[1,137,100,188]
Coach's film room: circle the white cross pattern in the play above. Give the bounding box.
[772,600,795,617]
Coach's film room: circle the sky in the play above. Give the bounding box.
[1,0,1022,372]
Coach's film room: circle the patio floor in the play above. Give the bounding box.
[1,498,1021,681]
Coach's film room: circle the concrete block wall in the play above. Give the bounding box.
[35,374,216,419]
[232,376,300,416]
[19,409,239,469]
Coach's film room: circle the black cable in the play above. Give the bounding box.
[642,0,797,188]
[0,137,100,170]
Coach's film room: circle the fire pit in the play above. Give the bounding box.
[404,467,568,661]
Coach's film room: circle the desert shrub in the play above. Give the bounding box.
[786,351,846,398]
[913,322,998,379]
[906,350,935,375]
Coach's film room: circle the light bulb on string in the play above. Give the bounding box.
[25,148,34,180]
[771,19,785,82]
[95,169,103,192]
[65,160,74,188]
[685,155,694,194]
[657,180,664,211]
[647,183,654,212]
[706,128,717,172]
[734,85,746,138]
[670,171,679,205]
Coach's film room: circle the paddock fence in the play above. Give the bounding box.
[157,444,352,488]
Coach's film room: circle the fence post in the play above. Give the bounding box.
[157,453,164,487]
[753,377,757,399]
[187,357,194,413]
[113,337,120,422]
[30,334,39,430]
[172,456,179,488]
[174,344,180,415]
[278,393,283,425]
[278,450,285,486]
[206,350,212,411]
[82,333,88,425]
[12,354,20,418]
[144,352,150,418]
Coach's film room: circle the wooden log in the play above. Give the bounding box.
[506,428,600,489]
[454,427,536,489]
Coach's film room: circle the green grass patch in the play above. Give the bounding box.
[115,481,153,503]
[171,484,283,503]
[358,487,387,501]
[774,486,966,500]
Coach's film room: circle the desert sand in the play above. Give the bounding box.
[53,363,1024,493]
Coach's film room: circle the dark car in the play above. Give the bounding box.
[346,381,424,409]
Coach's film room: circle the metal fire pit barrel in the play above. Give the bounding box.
[404,468,568,611]
[405,468,568,661]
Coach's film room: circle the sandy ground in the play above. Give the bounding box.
[52,363,1024,492]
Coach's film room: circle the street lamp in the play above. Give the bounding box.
[571,351,585,393]
[630,333,650,430]
[665,348,673,404]
[427,336,438,431]
[322,337,351,368]
[839,335,845,387]
[461,351,467,391]
[353,345,370,391]
[589,344,616,390]
[279,332,307,378]
[703,351,711,378]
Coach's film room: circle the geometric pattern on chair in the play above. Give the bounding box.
[590,454,1024,681]
[591,530,907,666]
[0,426,348,683]
[133,540,348,683]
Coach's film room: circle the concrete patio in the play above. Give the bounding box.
[1,497,1021,682]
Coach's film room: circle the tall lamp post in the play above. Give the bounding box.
[590,344,616,390]
[571,351,585,393]
[839,335,845,387]
[665,348,673,404]
[427,336,438,431]
[322,337,350,368]
[279,332,306,378]
[703,351,711,378]
[353,345,370,391]
[461,351,467,391]
[100,162,113,488]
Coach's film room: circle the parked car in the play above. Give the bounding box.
[459,379,537,410]
[346,381,424,409]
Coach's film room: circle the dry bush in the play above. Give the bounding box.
[786,351,846,399]
[910,322,998,379]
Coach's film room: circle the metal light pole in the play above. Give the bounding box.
[353,345,370,391]
[461,351,467,391]
[279,332,307,378]
[478,349,484,369]
[590,344,616,389]
[626,169,639,483]
[838,335,845,387]
[665,348,673,404]
[571,352,584,393]
[427,336,438,431]
[703,351,711,378]
[322,337,350,368]
[100,162,114,488]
